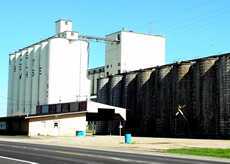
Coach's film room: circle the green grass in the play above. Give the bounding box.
[166,148,230,159]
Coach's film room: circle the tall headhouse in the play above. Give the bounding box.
[7,20,90,116]
[105,31,165,76]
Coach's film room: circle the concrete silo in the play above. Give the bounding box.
[136,69,154,136]
[155,65,173,136]
[218,55,230,137]
[7,54,16,116]
[31,45,41,114]
[172,61,193,137]
[108,74,123,107]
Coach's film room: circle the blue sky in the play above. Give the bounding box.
[0,0,230,116]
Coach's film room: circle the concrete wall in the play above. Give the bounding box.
[28,114,87,136]
[105,32,121,76]
[55,20,72,34]
[105,31,165,76]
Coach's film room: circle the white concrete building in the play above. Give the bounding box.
[7,20,90,116]
[26,100,126,136]
[89,30,165,96]
[105,31,165,76]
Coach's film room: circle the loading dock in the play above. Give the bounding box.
[26,100,126,136]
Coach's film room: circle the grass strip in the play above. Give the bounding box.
[166,148,230,159]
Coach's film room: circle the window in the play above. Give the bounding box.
[39,66,42,75]
[106,65,109,68]
[71,32,74,36]
[110,65,112,68]
[61,103,70,113]
[32,69,35,77]
[117,63,120,66]
[118,70,121,74]
[117,34,120,41]
[54,122,58,128]
[65,21,68,25]
[106,72,109,76]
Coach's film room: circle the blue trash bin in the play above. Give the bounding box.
[124,133,132,144]
[76,131,86,137]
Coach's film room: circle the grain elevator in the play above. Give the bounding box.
[7,20,90,116]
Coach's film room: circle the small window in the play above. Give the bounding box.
[117,34,120,41]
[117,63,120,66]
[39,66,42,75]
[110,65,112,67]
[118,70,121,74]
[32,70,34,77]
[71,32,74,36]
[54,122,58,128]
[106,65,109,68]
[65,21,68,25]
[106,72,109,76]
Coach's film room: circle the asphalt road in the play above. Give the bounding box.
[0,141,228,164]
